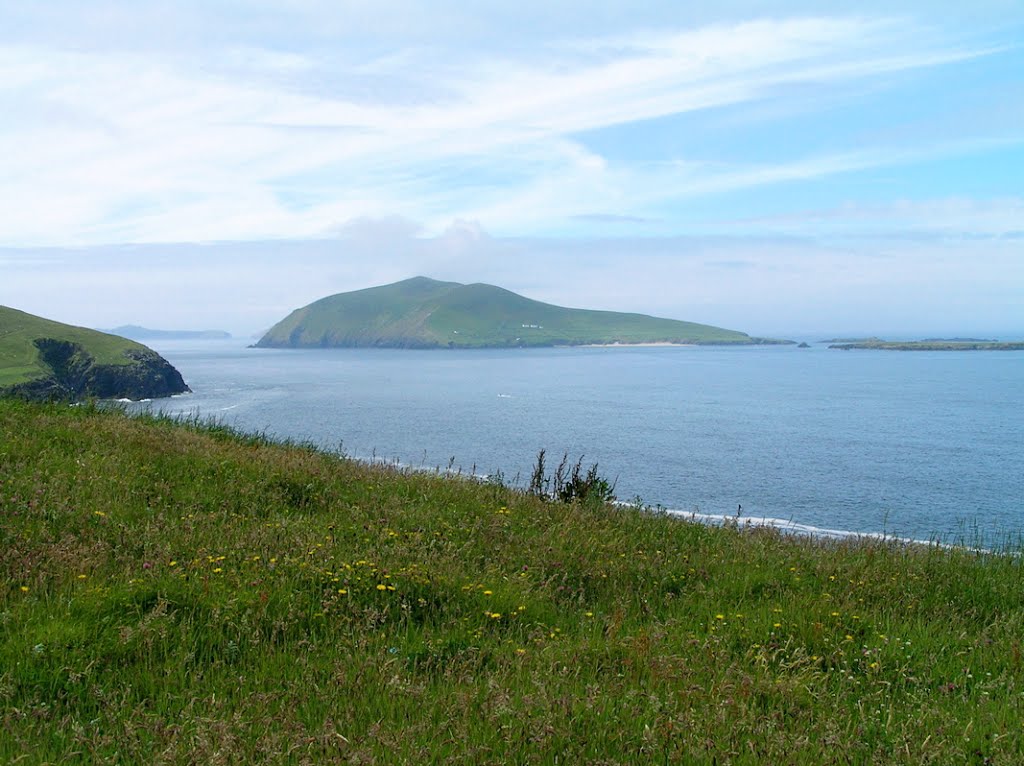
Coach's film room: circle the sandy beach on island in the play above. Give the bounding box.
[577,341,697,348]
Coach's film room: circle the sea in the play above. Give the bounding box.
[131,340,1024,546]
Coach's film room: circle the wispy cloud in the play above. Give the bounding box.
[715,195,1024,239]
[571,213,656,225]
[0,14,1007,245]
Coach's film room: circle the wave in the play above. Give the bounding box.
[636,504,980,550]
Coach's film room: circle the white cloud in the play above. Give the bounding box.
[0,16,1003,245]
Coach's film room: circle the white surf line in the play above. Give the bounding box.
[628,504,995,552]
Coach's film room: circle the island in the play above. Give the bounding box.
[257,276,789,349]
[104,325,232,341]
[829,339,1024,351]
[0,306,191,400]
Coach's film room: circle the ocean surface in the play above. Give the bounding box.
[134,340,1024,545]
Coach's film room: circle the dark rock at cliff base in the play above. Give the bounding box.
[6,339,190,401]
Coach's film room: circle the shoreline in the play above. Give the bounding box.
[576,341,697,348]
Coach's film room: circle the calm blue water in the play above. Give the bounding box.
[135,340,1024,545]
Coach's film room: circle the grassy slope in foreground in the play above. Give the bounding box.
[257,276,777,348]
[0,305,189,399]
[3,400,1023,764]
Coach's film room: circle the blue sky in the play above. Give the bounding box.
[0,1,1021,336]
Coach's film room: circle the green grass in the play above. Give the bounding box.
[257,276,766,348]
[2,399,1024,763]
[0,306,147,386]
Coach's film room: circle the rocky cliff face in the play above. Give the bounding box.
[5,339,190,401]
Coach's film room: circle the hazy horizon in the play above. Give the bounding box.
[2,2,1022,337]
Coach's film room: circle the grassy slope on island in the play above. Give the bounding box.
[0,306,189,398]
[3,400,1024,764]
[257,276,766,348]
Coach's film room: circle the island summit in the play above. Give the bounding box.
[257,277,784,349]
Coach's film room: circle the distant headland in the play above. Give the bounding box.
[104,325,232,341]
[827,338,1023,351]
[256,277,791,349]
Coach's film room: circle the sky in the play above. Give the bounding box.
[1,1,1022,338]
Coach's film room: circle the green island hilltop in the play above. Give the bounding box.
[257,276,785,349]
[0,305,190,401]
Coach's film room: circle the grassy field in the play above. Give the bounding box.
[257,276,764,348]
[0,306,146,386]
[2,399,1023,764]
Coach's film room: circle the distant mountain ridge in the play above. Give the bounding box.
[257,277,784,349]
[0,306,190,400]
[105,325,231,341]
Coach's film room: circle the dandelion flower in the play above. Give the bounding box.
[20,586,29,592]
[376,584,387,591]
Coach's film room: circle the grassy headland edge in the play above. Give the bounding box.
[0,305,190,400]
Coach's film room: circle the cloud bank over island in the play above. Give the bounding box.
[1,1,1022,336]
